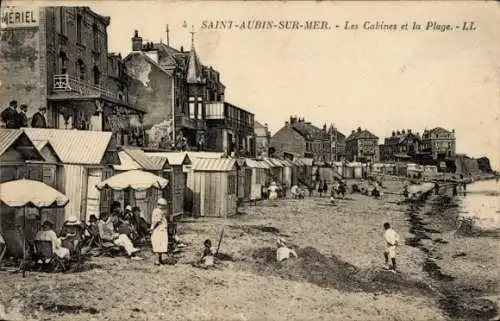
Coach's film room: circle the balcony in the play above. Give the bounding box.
[174,115,206,130]
[53,74,119,100]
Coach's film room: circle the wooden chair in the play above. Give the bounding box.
[33,240,65,272]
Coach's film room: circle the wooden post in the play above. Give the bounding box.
[216,227,224,255]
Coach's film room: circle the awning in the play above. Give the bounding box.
[96,170,168,191]
[0,179,69,209]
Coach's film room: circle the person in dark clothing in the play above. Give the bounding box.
[31,107,47,128]
[323,181,328,195]
[318,180,324,197]
[1,100,19,129]
[17,104,29,128]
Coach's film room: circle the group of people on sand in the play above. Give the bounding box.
[26,198,218,269]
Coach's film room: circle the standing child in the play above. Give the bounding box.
[383,222,400,272]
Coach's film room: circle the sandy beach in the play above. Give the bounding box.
[0,178,498,321]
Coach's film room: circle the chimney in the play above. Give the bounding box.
[285,121,290,127]
[180,46,184,52]
[357,127,361,133]
[402,129,406,134]
[408,129,411,134]
[264,123,268,128]
[396,130,401,135]
[351,130,355,134]
[392,131,396,137]
[132,30,143,51]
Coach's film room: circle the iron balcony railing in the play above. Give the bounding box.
[53,74,118,100]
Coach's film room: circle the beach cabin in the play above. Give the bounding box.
[280,159,294,189]
[352,162,363,179]
[263,158,284,186]
[145,152,192,220]
[245,158,268,201]
[395,162,408,177]
[27,140,64,229]
[384,163,396,175]
[0,129,46,257]
[186,158,239,218]
[24,128,119,223]
[332,162,343,177]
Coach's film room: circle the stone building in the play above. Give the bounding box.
[345,127,379,162]
[0,6,145,145]
[270,117,331,162]
[124,30,255,156]
[379,129,421,162]
[420,127,456,161]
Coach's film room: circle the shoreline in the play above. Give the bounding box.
[402,183,499,321]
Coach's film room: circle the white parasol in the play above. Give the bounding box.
[95,169,168,191]
[0,179,69,208]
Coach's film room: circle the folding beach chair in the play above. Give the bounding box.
[33,240,66,272]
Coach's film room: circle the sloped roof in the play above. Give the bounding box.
[186,46,203,84]
[428,127,452,134]
[245,158,268,169]
[145,152,191,166]
[23,128,113,165]
[0,129,44,160]
[291,122,330,141]
[254,121,266,129]
[191,157,236,172]
[32,140,61,163]
[346,129,378,141]
[121,147,160,171]
[187,152,224,159]
[114,150,142,171]
[0,129,23,156]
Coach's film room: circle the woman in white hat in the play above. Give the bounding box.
[150,198,169,265]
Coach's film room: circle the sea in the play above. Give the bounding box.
[457,179,500,230]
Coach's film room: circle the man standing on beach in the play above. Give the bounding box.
[383,222,400,272]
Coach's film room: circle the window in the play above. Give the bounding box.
[76,15,83,44]
[92,66,100,85]
[228,175,236,195]
[206,103,224,119]
[76,59,85,80]
[92,24,99,51]
[58,51,67,74]
[189,97,195,119]
[55,7,67,35]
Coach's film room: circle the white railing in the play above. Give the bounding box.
[53,74,118,100]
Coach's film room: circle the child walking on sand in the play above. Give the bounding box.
[383,222,400,272]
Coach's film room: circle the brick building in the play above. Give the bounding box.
[420,127,456,160]
[270,117,331,162]
[0,6,145,145]
[379,129,421,162]
[345,127,379,162]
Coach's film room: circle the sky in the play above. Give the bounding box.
[6,1,500,169]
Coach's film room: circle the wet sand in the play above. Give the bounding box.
[0,178,498,321]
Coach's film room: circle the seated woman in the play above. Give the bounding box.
[60,216,84,255]
[97,212,142,260]
[131,206,150,240]
[35,221,70,261]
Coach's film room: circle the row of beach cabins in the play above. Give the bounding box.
[0,128,440,256]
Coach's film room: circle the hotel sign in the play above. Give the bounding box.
[0,6,39,29]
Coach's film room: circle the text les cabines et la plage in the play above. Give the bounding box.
[200,20,476,31]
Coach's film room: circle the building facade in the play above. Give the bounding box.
[270,117,331,162]
[345,127,379,162]
[205,101,255,157]
[124,30,226,150]
[254,121,271,157]
[0,6,145,144]
[326,124,346,162]
[379,129,421,162]
[420,127,456,161]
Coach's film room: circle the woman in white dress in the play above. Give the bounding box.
[268,182,279,200]
[150,198,169,265]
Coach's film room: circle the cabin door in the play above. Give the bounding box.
[85,169,102,222]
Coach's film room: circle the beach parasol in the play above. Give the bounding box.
[0,179,69,276]
[95,169,168,191]
[0,179,69,208]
